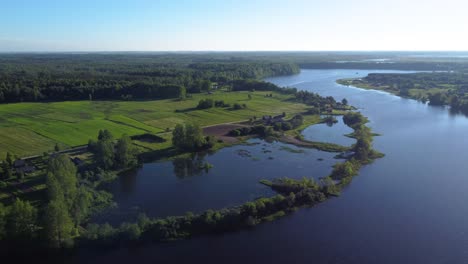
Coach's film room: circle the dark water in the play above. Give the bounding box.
[94,138,340,225]
[77,69,468,264]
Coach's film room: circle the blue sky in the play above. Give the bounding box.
[1,0,467,51]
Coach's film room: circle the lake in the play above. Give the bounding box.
[77,69,468,264]
[93,138,341,224]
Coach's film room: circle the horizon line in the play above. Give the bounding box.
[2,50,468,54]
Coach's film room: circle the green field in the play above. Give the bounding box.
[0,91,309,158]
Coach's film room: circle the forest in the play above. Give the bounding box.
[0,53,299,103]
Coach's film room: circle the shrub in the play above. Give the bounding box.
[197,99,214,109]
[233,103,242,110]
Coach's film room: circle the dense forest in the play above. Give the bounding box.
[0,54,299,103]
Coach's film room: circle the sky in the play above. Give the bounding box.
[1,0,468,52]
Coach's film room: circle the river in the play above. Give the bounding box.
[76,69,468,264]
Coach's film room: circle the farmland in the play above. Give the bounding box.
[0,90,310,158]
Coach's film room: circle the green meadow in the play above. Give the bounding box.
[0,91,309,158]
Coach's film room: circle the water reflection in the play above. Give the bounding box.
[172,153,209,178]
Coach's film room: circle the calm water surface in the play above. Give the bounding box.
[77,69,468,264]
[94,139,340,224]
[302,116,355,146]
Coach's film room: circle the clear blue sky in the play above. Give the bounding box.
[1,0,467,51]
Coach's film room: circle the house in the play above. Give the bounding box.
[17,166,35,174]
[13,159,35,174]
[13,159,26,168]
[71,157,84,166]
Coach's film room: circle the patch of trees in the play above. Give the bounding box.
[343,112,368,129]
[229,125,275,138]
[295,90,341,112]
[343,112,380,162]
[172,124,215,151]
[272,114,303,131]
[88,130,138,169]
[196,99,231,109]
[197,98,214,109]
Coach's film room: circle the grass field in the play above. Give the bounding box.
[0,91,310,158]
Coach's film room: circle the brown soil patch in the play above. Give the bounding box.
[203,123,249,144]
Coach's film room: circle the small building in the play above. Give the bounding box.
[71,157,84,166]
[17,166,35,174]
[13,159,35,174]
[13,159,26,168]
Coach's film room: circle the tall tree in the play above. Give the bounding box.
[45,199,74,248]
[96,140,115,169]
[172,124,186,149]
[47,155,78,209]
[115,135,137,168]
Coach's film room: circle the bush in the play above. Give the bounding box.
[214,100,226,107]
[233,103,243,110]
[197,99,214,109]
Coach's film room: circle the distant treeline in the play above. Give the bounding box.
[299,62,462,71]
[0,54,299,103]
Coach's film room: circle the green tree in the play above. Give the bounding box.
[178,86,187,99]
[184,123,205,150]
[115,135,137,168]
[172,123,207,151]
[98,129,114,141]
[1,162,12,180]
[201,80,212,91]
[7,199,38,240]
[46,173,63,201]
[45,198,74,248]
[48,155,78,208]
[172,124,186,149]
[96,140,115,169]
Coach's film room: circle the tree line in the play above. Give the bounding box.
[0,54,299,103]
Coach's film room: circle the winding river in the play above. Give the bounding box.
[77,69,468,264]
